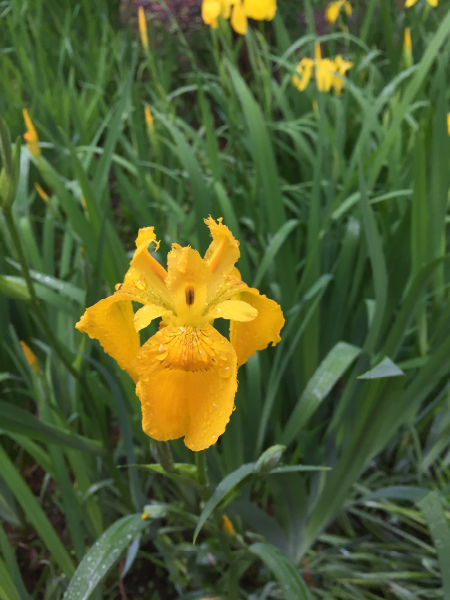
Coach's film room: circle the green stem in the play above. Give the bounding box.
[195,450,210,501]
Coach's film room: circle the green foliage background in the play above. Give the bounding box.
[1,0,450,598]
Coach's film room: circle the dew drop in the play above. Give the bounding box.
[135,280,146,291]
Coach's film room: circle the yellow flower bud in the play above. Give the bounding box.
[144,105,154,131]
[20,341,39,374]
[23,109,40,159]
[138,6,149,50]
[34,183,49,202]
[222,515,235,536]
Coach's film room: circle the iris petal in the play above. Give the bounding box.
[207,299,258,322]
[230,289,284,367]
[76,294,140,381]
[204,217,241,302]
[135,324,237,450]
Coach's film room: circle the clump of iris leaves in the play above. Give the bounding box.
[1,0,450,599]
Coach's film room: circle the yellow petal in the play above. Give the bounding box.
[315,58,336,92]
[244,0,274,19]
[292,58,314,92]
[231,2,248,34]
[325,2,340,23]
[447,113,450,136]
[135,324,238,451]
[207,299,258,322]
[76,294,141,381]
[265,0,277,20]
[230,289,284,367]
[124,227,172,309]
[204,217,241,302]
[165,244,212,325]
[202,0,222,25]
[405,0,418,6]
[134,304,170,332]
[344,1,352,15]
[427,0,438,6]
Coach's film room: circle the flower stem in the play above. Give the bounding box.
[195,450,210,501]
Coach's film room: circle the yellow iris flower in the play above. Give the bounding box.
[325,0,352,24]
[23,109,41,159]
[201,0,276,35]
[76,218,284,451]
[292,44,352,95]
[405,0,437,7]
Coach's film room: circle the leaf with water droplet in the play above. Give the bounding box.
[62,515,149,600]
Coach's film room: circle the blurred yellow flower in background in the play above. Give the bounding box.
[201,0,276,35]
[22,109,40,159]
[447,113,450,135]
[76,218,284,451]
[292,44,353,95]
[325,0,352,24]
[405,0,437,7]
[292,57,314,92]
[20,341,39,374]
[222,515,235,536]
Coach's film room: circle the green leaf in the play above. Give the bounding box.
[129,463,202,489]
[358,357,405,380]
[249,543,313,600]
[282,342,361,446]
[0,276,30,301]
[417,492,450,599]
[0,556,22,600]
[0,401,106,455]
[194,463,255,542]
[63,514,149,600]
[0,444,75,577]
[252,219,299,288]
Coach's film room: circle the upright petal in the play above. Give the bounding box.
[230,288,284,367]
[134,324,238,451]
[315,58,336,93]
[76,294,141,381]
[124,227,172,309]
[165,244,212,325]
[204,217,241,302]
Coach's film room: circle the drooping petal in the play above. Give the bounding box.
[165,244,212,325]
[231,2,248,35]
[244,0,274,19]
[134,324,238,450]
[230,289,284,367]
[76,294,141,381]
[202,0,222,25]
[207,299,258,322]
[325,1,341,23]
[204,217,241,302]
